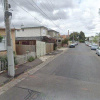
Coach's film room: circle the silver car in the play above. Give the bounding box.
[91,44,99,50]
[96,47,100,56]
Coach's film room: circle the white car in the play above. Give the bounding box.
[91,44,99,50]
[96,47,100,56]
[89,43,92,47]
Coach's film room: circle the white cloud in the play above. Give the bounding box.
[0,0,100,36]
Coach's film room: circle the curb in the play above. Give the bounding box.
[0,48,68,95]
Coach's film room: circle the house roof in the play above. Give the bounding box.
[21,26,48,30]
[0,27,16,30]
[16,37,43,41]
[48,30,59,33]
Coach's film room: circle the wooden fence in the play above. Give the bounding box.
[46,43,54,54]
[16,45,36,55]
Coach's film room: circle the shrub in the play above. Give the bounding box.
[79,40,85,43]
[62,39,68,44]
[28,56,35,62]
[14,56,18,65]
[54,43,57,50]
[0,55,18,70]
[0,56,8,70]
[0,35,3,42]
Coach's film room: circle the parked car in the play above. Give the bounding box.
[89,43,92,47]
[85,41,88,46]
[91,44,99,50]
[96,47,100,56]
[74,42,78,46]
[69,44,75,48]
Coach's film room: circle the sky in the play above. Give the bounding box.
[0,0,100,36]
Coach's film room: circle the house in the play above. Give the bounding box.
[48,30,62,47]
[16,26,50,38]
[15,26,62,56]
[48,30,58,37]
[0,28,16,56]
[89,36,94,43]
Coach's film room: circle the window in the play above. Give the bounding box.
[0,36,6,51]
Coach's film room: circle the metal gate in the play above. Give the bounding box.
[0,59,8,72]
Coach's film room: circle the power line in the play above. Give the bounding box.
[37,0,67,33]
[10,0,67,34]
[27,0,64,32]
[12,0,65,33]
[11,0,42,24]
[46,0,69,31]
[31,0,67,31]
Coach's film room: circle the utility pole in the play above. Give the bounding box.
[4,0,15,77]
[68,30,69,46]
[57,32,59,49]
[68,30,69,39]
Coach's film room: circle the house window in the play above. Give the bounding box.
[58,40,61,42]
[0,36,6,51]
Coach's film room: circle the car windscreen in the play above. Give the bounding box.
[93,45,98,47]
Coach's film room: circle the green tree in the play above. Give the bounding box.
[69,32,79,41]
[79,31,85,43]
[93,36,98,43]
[62,38,68,44]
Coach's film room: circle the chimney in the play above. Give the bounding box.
[68,30,69,38]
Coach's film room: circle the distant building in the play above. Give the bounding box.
[89,36,94,43]
[61,35,69,40]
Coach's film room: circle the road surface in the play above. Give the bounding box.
[0,43,100,100]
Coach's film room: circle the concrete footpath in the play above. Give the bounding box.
[0,48,67,88]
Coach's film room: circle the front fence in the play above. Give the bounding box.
[0,59,8,72]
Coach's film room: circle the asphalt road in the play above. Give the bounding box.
[1,43,100,100]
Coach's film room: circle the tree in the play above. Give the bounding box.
[69,32,79,41]
[93,36,98,43]
[79,31,85,43]
[62,38,68,44]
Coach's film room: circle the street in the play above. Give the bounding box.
[1,43,100,100]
